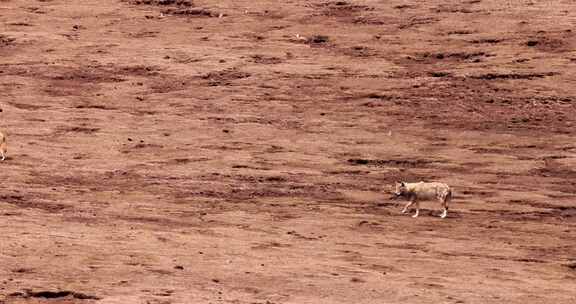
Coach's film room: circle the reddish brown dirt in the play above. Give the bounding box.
[1,0,576,303]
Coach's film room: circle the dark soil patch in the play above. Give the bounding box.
[347,158,436,168]
[200,69,251,86]
[470,72,557,80]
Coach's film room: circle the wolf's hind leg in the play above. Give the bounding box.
[412,201,420,218]
[440,191,450,218]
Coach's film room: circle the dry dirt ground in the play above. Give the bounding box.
[1,0,576,303]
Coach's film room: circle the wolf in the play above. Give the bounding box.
[0,131,6,161]
[393,181,452,218]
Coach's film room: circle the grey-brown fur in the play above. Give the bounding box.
[393,181,452,218]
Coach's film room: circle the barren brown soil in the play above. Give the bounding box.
[1,0,576,303]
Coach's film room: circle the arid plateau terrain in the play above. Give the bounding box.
[1,0,575,303]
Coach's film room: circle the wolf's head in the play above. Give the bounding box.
[392,181,407,198]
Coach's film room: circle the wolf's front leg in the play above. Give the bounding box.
[401,201,414,214]
[440,198,449,218]
[440,209,447,218]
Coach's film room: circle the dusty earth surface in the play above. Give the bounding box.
[1,0,576,303]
